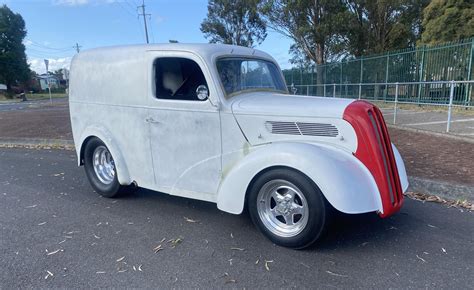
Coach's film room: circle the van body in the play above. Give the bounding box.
[69,44,408,248]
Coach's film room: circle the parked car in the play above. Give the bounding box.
[69,44,408,249]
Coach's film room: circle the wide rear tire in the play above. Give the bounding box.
[83,137,135,198]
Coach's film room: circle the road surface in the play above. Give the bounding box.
[0,148,472,288]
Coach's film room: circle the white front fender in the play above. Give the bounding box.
[217,142,383,215]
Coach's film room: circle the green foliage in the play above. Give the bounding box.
[0,5,30,90]
[261,0,348,65]
[201,0,266,47]
[345,0,429,56]
[420,0,474,45]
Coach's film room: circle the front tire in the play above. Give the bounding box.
[83,137,133,198]
[248,168,331,249]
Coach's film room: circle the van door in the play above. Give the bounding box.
[146,52,222,201]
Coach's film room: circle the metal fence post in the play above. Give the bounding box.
[333,84,336,98]
[447,81,455,132]
[323,84,326,97]
[307,85,310,96]
[393,82,399,124]
[358,83,362,100]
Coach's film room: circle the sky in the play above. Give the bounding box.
[1,0,293,74]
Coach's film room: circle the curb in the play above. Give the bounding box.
[387,124,474,144]
[408,176,473,202]
[0,138,74,150]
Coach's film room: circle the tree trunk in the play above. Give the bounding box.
[316,43,325,96]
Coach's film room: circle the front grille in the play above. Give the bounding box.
[343,100,404,217]
[368,108,403,205]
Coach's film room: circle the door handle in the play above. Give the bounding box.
[145,117,160,124]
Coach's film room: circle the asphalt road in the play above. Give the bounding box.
[0,98,66,112]
[0,148,472,288]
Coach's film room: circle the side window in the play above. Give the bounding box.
[154,57,208,101]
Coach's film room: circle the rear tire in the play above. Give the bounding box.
[83,137,134,198]
[248,168,331,249]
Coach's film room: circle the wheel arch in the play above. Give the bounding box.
[243,165,326,212]
[76,127,133,186]
[216,142,383,215]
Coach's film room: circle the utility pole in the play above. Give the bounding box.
[138,0,150,44]
[44,59,52,105]
[74,43,82,53]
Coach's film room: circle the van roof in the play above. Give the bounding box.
[79,43,274,62]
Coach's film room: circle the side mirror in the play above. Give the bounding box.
[196,85,209,101]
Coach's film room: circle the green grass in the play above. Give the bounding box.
[0,93,67,103]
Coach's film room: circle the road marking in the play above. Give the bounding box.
[403,118,474,126]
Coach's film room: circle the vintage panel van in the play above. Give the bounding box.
[69,44,408,248]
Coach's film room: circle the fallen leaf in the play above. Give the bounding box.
[326,270,348,277]
[300,262,310,269]
[169,237,183,248]
[46,249,63,256]
[153,244,163,253]
[230,247,245,251]
[26,204,37,208]
[442,248,447,253]
[138,264,143,272]
[416,255,426,263]
[96,271,106,274]
[264,260,273,271]
[184,217,199,223]
[38,222,47,226]
[116,256,125,262]
[44,270,54,280]
[93,234,101,239]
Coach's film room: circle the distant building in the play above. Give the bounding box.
[37,74,59,90]
[0,84,6,91]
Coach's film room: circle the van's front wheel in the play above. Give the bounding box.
[83,137,133,198]
[248,168,331,249]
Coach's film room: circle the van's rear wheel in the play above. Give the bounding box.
[83,137,133,198]
[248,168,331,249]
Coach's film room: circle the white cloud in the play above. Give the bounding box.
[28,57,72,74]
[23,39,33,46]
[52,0,89,6]
[52,0,117,6]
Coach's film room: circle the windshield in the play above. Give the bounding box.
[216,57,287,97]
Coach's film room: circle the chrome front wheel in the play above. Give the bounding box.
[248,168,331,249]
[257,179,309,238]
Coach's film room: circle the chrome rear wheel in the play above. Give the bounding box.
[92,145,115,185]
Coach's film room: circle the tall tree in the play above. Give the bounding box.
[0,5,30,90]
[261,0,349,88]
[345,0,429,56]
[201,0,266,47]
[420,0,474,45]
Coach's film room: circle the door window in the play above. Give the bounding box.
[154,58,208,101]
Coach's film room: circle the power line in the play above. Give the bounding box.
[137,0,150,44]
[25,38,72,51]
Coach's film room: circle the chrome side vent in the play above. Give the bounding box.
[265,121,338,137]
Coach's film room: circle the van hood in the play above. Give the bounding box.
[230,92,355,118]
[229,92,359,152]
